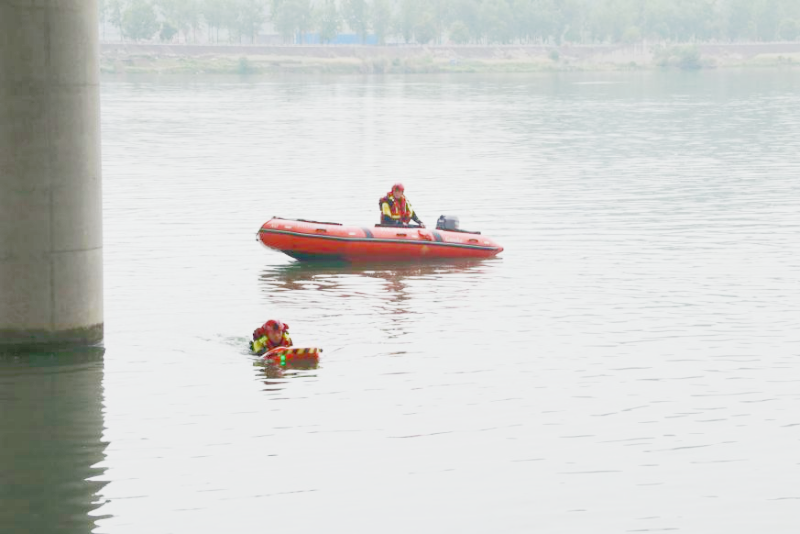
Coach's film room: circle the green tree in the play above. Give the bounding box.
[558,0,591,43]
[317,0,342,44]
[723,0,755,40]
[449,20,471,43]
[272,2,295,42]
[451,0,481,43]
[219,1,241,42]
[505,0,562,44]
[480,0,514,44]
[235,0,268,43]
[591,0,637,42]
[372,0,394,45]
[414,9,438,44]
[539,0,564,43]
[752,0,781,40]
[430,0,454,44]
[674,0,717,41]
[622,25,642,43]
[294,0,316,42]
[97,0,800,48]
[122,0,159,42]
[778,18,799,40]
[343,0,371,43]
[780,0,800,21]
[273,0,314,43]
[202,0,232,42]
[396,0,419,43]
[157,0,201,43]
[99,0,108,40]
[509,0,533,43]
[159,21,178,41]
[107,0,128,40]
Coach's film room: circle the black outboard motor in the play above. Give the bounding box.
[436,215,460,231]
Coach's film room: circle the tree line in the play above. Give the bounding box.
[100,0,800,45]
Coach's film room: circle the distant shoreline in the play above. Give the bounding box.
[100,42,800,75]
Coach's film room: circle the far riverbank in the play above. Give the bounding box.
[100,42,800,75]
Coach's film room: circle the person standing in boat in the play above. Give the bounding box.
[250,319,293,356]
[380,183,424,227]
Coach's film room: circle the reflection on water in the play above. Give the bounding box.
[0,347,108,534]
[260,258,491,294]
[253,261,497,380]
[258,258,498,343]
[257,359,319,381]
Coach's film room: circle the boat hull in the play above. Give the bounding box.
[257,217,503,262]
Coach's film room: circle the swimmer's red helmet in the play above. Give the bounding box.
[253,319,288,340]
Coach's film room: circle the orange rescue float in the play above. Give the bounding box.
[262,346,322,364]
[257,216,503,262]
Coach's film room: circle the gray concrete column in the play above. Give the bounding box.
[1,0,103,347]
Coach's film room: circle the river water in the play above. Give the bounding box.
[2,69,799,533]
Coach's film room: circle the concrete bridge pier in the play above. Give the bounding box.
[1,1,103,348]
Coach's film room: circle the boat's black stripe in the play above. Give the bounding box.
[432,231,444,242]
[259,228,500,251]
[361,227,374,239]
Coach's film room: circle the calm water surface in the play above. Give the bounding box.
[2,70,800,533]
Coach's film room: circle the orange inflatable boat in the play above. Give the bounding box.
[257,216,503,262]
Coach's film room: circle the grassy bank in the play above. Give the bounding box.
[99,43,800,75]
[101,54,564,75]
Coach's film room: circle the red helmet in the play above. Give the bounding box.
[253,319,288,340]
[265,319,287,332]
[392,183,405,193]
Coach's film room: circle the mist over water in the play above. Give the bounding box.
[4,69,797,533]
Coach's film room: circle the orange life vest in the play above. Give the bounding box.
[251,331,293,355]
[379,194,413,224]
